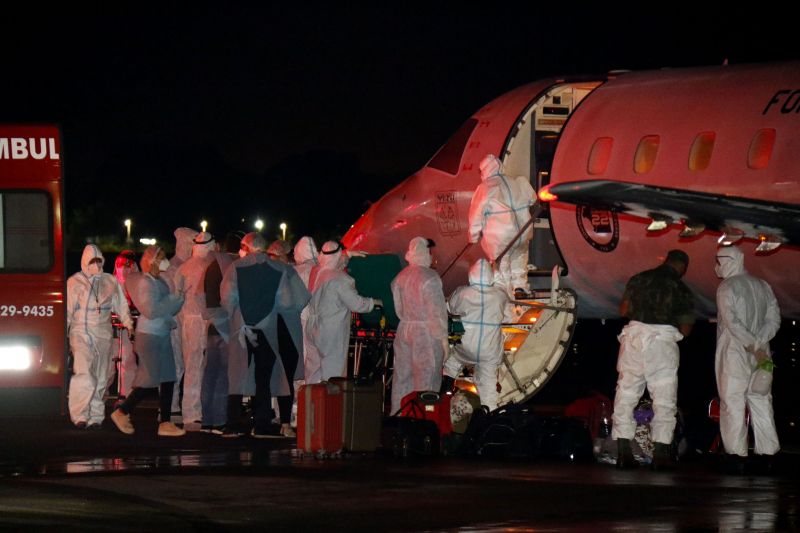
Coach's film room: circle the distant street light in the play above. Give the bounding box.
[124,219,132,243]
[201,220,208,233]
[254,219,264,231]
[280,222,287,241]
[139,238,157,246]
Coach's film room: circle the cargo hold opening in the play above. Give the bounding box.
[501,80,602,276]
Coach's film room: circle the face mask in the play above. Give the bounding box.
[158,259,170,272]
[88,262,102,276]
[239,249,248,258]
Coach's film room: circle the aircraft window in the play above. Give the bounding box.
[0,191,53,272]
[748,128,776,170]
[427,118,478,175]
[689,132,716,171]
[587,137,613,175]
[634,135,660,174]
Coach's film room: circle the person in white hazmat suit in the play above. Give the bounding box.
[110,246,186,437]
[109,250,139,398]
[443,258,509,411]
[467,154,534,298]
[291,236,318,423]
[612,250,695,470]
[162,227,198,422]
[715,246,781,464]
[174,232,216,430]
[293,236,319,341]
[67,245,134,429]
[304,241,381,384]
[198,233,239,433]
[293,237,319,288]
[221,232,310,438]
[390,237,448,414]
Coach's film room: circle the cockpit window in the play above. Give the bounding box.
[427,118,478,175]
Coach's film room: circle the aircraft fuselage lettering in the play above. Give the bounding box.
[762,89,800,115]
[435,190,461,236]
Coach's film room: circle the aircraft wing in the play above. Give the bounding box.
[546,180,800,247]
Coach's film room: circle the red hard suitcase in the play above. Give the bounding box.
[297,382,344,457]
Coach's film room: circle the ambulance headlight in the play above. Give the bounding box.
[0,345,34,370]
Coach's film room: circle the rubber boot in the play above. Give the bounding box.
[652,442,677,471]
[616,438,637,469]
[747,454,775,476]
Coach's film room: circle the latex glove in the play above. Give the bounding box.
[347,250,368,258]
[373,298,383,308]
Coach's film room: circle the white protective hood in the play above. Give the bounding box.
[468,258,494,288]
[479,154,502,181]
[405,237,432,268]
[294,236,319,265]
[716,246,746,279]
[80,244,104,277]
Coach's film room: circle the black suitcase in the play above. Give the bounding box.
[329,377,383,453]
[458,404,540,458]
[457,407,594,462]
[383,417,441,458]
[535,416,594,462]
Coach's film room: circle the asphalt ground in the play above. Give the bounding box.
[1,404,799,532]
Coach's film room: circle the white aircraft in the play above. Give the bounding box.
[343,61,800,403]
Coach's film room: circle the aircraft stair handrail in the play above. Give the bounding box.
[492,198,542,267]
[440,241,474,280]
[496,287,578,405]
[440,197,542,281]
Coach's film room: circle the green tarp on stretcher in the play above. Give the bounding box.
[347,254,403,330]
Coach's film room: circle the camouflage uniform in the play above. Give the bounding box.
[622,264,695,327]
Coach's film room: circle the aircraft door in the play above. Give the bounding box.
[529,128,566,276]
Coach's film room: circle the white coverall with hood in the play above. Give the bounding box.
[110,251,139,397]
[444,259,509,411]
[468,154,534,295]
[611,256,694,446]
[390,237,448,414]
[293,236,318,367]
[304,241,376,383]
[715,246,781,456]
[174,232,216,426]
[162,227,198,419]
[67,245,133,425]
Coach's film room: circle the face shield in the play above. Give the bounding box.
[87,257,103,276]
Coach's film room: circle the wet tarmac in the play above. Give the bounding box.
[1,408,799,531]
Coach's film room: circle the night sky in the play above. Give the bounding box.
[1,7,795,249]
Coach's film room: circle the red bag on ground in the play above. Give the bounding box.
[398,390,453,438]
